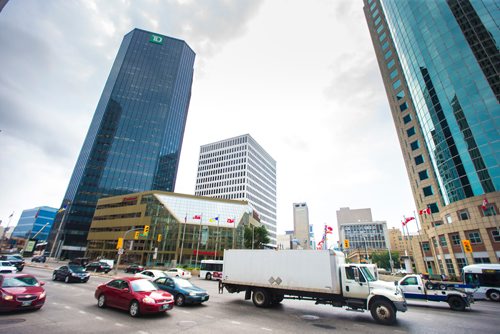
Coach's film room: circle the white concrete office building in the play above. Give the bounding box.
[195,134,277,244]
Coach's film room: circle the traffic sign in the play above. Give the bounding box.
[117,248,124,255]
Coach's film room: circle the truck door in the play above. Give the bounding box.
[399,276,424,298]
[342,265,370,299]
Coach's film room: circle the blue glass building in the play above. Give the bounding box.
[364,0,499,274]
[50,29,195,258]
[12,207,58,241]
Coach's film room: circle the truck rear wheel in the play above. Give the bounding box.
[370,299,396,325]
[252,289,271,308]
[448,296,466,311]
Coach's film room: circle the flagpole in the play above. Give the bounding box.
[427,209,440,275]
[402,216,410,257]
[179,214,188,265]
[214,216,220,260]
[414,210,429,274]
[195,215,202,267]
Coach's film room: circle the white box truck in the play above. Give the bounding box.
[221,249,407,325]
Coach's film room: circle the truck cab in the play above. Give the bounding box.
[398,274,472,311]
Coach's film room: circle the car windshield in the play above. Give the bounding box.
[69,265,86,273]
[2,276,39,287]
[131,279,158,292]
[360,267,376,282]
[174,278,194,288]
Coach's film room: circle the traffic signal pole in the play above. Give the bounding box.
[114,227,144,275]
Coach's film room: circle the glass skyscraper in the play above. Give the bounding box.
[50,29,195,258]
[364,0,499,274]
[12,206,58,242]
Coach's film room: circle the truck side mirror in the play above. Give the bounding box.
[353,267,360,283]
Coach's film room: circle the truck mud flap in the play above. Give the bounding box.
[245,289,252,300]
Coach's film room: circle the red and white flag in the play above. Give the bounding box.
[402,217,415,226]
[419,207,431,215]
[325,225,333,234]
[193,215,201,220]
[227,218,235,223]
[482,198,489,211]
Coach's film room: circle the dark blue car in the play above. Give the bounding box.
[154,276,209,306]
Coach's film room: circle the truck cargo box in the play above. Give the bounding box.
[223,249,345,294]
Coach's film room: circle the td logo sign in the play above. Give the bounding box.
[150,34,164,45]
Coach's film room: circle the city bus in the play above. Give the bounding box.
[462,264,500,301]
[199,260,223,280]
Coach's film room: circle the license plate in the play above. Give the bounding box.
[21,301,32,306]
[202,296,208,301]
[161,304,171,310]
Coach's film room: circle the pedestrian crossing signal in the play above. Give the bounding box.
[157,234,162,242]
[462,239,472,253]
[344,239,350,249]
[134,231,140,240]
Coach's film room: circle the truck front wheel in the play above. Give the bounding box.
[447,296,466,311]
[252,289,271,308]
[486,289,500,302]
[370,299,396,325]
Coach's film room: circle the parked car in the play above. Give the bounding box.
[134,269,168,280]
[94,277,174,317]
[86,261,112,273]
[0,255,24,272]
[0,274,46,312]
[124,264,145,274]
[0,261,17,274]
[154,276,209,306]
[52,265,90,283]
[31,255,46,263]
[165,268,192,279]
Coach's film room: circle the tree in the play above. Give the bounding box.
[370,251,400,270]
[244,225,270,249]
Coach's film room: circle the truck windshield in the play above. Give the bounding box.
[360,267,376,282]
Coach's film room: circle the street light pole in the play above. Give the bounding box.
[49,205,70,259]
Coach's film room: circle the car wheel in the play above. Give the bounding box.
[129,301,140,317]
[206,273,212,280]
[64,276,70,283]
[486,289,500,302]
[425,282,434,290]
[52,273,57,281]
[175,294,185,306]
[97,294,106,308]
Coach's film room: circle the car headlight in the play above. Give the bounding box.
[39,291,46,299]
[189,292,197,296]
[143,296,155,304]
[2,292,13,301]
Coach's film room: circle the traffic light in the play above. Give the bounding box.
[157,234,162,242]
[116,237,123,249]
[134,231,140,240]
[344,239,350,249]
[462,239,473,253]
[143,225,150,235]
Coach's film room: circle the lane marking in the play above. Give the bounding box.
[204,315,214,319]
[64,306,72,309]
[261,328,273,332]
[137,331,149,334]
[79,310,86,314]
[231,321,242,325]
[180,310,191,314]
[95,316,104,321]
[115,323,124,327]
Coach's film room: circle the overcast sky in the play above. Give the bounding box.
[0,0,418,246]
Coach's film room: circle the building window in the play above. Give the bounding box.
[382,41,389,50]
[458,209,469,220]
[422,242,430,251]
[474,257,491,264]
[399,102,408,112]
[384,49,392,59]
[392,79,401,89]
[432,237,438,248]
[387,59,395,69]
[468,231,482,244]
[374,16,381,26]
[406,127,416,137]
[410,140,420,151]
[445,214,452,224]
[396,90,405,100]
[372,8,379,18]
[445,259,455,275]
[439,235,447,247]
[390,69,398,79]
[433,220,443,227]
[492,230,500,242]
[429,203,439,213]
[403,114,412,124]
[482,204,497,217]
[418,170,429,180]
[456,258,466,271]
[450,234,461,245]
[415,155,424,165]
[377,24,385,34]
[379,32,387,42]
[423,186,434,196]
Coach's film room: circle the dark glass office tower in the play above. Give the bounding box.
[364,1,499,274]
[50,29,195,258]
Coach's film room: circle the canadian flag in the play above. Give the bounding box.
[482,198,489,211]
[227,218,235,223]
[419,207,431,215]
[193,215,201,220]
[325,225,333,234]
[402,217,415,226]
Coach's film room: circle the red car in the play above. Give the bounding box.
[95,277,174,317]
[0,274,46,312]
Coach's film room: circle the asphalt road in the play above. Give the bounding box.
[0,263,499,334]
